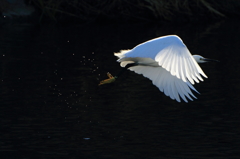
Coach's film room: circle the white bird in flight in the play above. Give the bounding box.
[99,35,218,102]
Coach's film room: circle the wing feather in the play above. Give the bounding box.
[128,66,198,102]
[116,35,207,84]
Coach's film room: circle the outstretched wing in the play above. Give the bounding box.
[115,35,207,84]
[129,65,199,102]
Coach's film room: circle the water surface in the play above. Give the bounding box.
[0,20,240,158]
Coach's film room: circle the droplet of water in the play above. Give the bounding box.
[83,138,90,140]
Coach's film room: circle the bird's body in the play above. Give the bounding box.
[99,35,218,102]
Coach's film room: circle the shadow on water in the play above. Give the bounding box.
[0,20,240,158]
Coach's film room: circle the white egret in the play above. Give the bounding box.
[99,35,218,102]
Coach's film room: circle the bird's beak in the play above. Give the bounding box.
[203,58,219,62]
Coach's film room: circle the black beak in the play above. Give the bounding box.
[203,58,220,62]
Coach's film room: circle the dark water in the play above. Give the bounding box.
[0,20,240,159]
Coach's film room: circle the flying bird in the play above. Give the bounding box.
[99,35,218,102]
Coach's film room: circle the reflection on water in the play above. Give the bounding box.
[0,20,240,158]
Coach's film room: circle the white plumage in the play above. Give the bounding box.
[114,35,214,102]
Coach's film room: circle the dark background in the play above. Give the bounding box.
[1,1,240,159]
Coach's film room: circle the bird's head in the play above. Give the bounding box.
[193,55,219,63]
